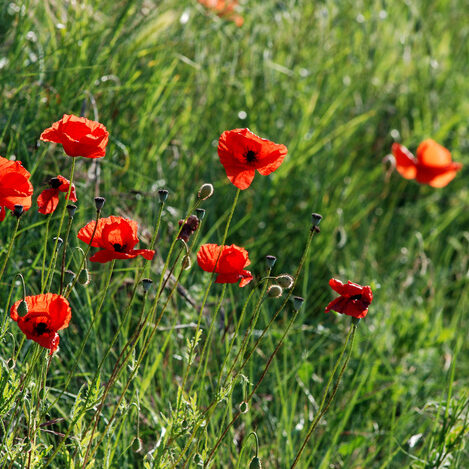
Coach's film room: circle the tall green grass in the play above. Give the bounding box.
[0,0,468,467]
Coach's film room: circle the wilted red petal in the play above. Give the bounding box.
[37,189,60,214]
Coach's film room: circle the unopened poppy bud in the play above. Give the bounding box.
[195,208,206,220]
[239,401,249,414]
[65,270,76,285]
[292,296,305,311]
[265,255,277,269]
[352,317,361,326]
[267,285,283,298]
[67,204,77,218]
[198,183,214,200]
[13,204,24,218]
[94,197,105,211]
[311,213,323,227]
[249,457,262,469]
[158,189,169,203]
[17,300,28,316]
[276,274,294,289]
[78,268,90,286]
[181,255,192,270]
[53,237,63,251]
[142,278,153,292]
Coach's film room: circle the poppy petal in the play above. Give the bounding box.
[37,188,60,214]
[392,143,417,180]
[416,139,452,168]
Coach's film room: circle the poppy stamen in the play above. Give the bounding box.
[350,294,362,300]
[113,243,125,252]
[49,177,62,189]
[35,322,50,335]
[245,150,257,163]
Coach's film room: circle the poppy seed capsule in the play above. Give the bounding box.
[276,274,294,289]
[13,204,24,217]
[249,457,262,469]
[17,300,28,316]
[195,208,206,220]
[94,197,105,211]
[265,255,277,269]
[67,204,77,218]
[267,285,283,298]
[197,183,214,200]
[292,296,305,311]
[142,278,153,292]
[311,213,323,227]
[78,268,90,286]
[158,189,169,203]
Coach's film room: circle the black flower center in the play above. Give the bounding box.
[35,322,50,335]
[350,294,362,300]
[49,177,62,189]
[113,243,126,252]
[245,150,257,163]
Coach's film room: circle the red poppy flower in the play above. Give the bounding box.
[0,156,33,221]
[392,139,462,188]
[10,293,71,354]
[77,215,155,263]
[197,243,253,287]
[37,175,77,215]
[40,114,109,158]
[198,0,244,26]
[325,279,373,319]
[218,128,288,190]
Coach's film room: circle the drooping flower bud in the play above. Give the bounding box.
[53,237,63,251]
[198,183,214,200]
[178,215,199,243]
[239,401,249,413]
[65,270,76,285]
[17,300,28,316]
[267,285,283,298]
[94,197,105,211]
[13,204,24,218]
[276,274,294,289]
[195,208,206,220]
[249,457,262,469]
[142,278,153,292]
[292,296,305,311]
[67,204,77,218]
[181,255,192,270]
[78,268,90,286]
[265,255,277,269]
[158,189,169,203]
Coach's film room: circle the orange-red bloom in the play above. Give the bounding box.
[37,175,77,215]
[40,114,109,158]
[197,243,253,287]
[392,139,462,188]
[218,128,288,190]
[325,279,373,319]
[77,215,155,263]
[198,0,244,26]
[0,156,33,221]
[10,293,71,354]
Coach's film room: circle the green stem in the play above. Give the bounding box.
[43,158,75,293]
[290,323,357,469]
[59,215,73,295]
[0,216,21,284]
[40,215,51,291]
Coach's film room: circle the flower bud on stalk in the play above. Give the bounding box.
[181,255,192,270]
[53,237,63,252]
[78,268,90,286]
[292,296,305,311]
[250,457,262,469]
[276,274,294,289]
[267,285,283,298]
[195,208,206,220]
[197,183,214,200]
[17,300,28,316]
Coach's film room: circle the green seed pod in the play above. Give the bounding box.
[158,189,169,203]
[292,296,305,311]
[249,457,262,469]
[94,197,105,211]
[78,268,90,286]
[265,255,277,269]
